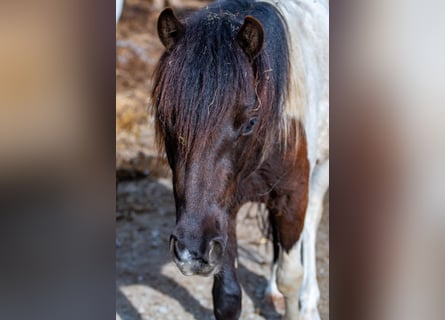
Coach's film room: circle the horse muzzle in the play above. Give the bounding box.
[169,235,225,276]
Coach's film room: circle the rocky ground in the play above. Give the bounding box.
[116,1,329,319]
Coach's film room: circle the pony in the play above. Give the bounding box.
[151,0,328,319]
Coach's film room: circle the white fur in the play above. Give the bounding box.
[265,260,280,297]
[260,0,329,319]
[276,238,304,320]
[300,159,329,320]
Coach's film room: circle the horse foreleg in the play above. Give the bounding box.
[277,237,304,320]
[300,159,329,320]
[269,196,307,319]
[212,218,241,320]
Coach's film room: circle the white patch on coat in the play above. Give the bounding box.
[260,0,329,168]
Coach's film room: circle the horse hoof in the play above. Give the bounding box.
[263,292,285,314]
[299,307,321,320]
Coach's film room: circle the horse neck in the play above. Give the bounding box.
[259,0,329,165]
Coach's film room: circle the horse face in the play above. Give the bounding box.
[165,97,262,276]
[156,9,266,276]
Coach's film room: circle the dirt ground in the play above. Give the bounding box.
[116,1,329,319]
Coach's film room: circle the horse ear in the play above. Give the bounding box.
[157,8,185,51]
[236,16,264,60]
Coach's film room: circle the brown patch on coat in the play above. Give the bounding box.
[240,120,309,252]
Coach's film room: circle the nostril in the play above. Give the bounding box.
[170,236,182,261]
[208,238,224,264]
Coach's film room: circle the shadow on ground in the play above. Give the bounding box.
[116,177,287,320]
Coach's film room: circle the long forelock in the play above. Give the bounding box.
[152,1,291,158]
[153,13,252,154]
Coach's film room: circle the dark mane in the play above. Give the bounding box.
[152,0,290,155]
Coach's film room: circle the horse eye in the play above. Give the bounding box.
[241,117,257,136]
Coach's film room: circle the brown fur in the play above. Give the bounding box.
[240,121,309,251]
